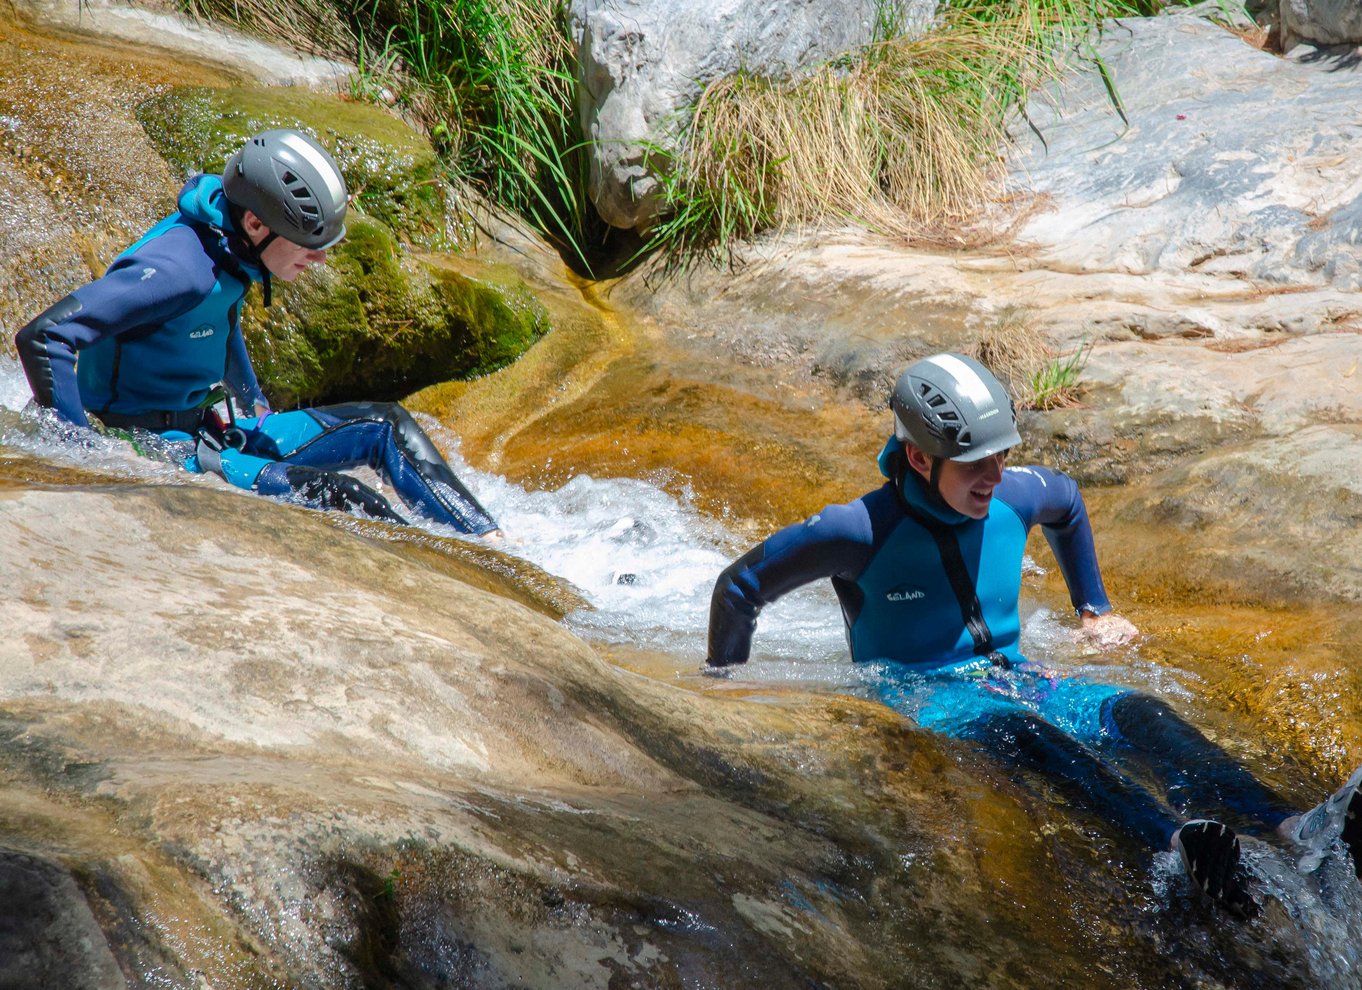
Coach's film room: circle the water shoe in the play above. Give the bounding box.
[1176,819,1259,918]
[1288,763,1362,877]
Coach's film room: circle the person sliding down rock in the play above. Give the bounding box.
[14,129,499,538]
[706,351,1362,917]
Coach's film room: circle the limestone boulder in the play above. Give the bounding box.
[1279,0,1362,50]
[569,0,936,231]
[1010,13,1362,290]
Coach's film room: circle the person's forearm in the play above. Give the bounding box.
[15,294,91,427]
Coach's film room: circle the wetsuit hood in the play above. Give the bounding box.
[176,174,264,285]
[878,435,973,526]
[178,174,235,232]
[876,435,900,480]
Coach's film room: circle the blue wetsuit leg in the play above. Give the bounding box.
[1104,694,1295,834]
[880,663,1181,848]
[962,708,1181,849]
[184,412,405,522]
[240,404,497,534]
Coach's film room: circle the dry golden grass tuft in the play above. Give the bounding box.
[657,1,1109,256]
[971,307,1089,410]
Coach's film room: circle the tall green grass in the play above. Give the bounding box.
[346,0,595,261]
[178,0,1210,269]
[176,0,598,266]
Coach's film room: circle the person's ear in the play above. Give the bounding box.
[241,210,267,236]
[904,443,932,478]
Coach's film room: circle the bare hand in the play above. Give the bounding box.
[1078,611,1139,649]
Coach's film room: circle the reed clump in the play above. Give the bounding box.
[649,0,1145,259]
[176,0,1185,267]
[972,307,1090,411]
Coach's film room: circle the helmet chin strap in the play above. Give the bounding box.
[224,204,278,306]
[891,448,950,509]
[927,455,946,505]
[238,230,278,307]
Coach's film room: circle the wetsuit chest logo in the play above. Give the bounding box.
[885,583,927,603]
[189,324,215,340]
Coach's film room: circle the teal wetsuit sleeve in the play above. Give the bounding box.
[707,501,875,666]
[190,445,277,490]
[13,228,215,427]
[996,466,1111,616]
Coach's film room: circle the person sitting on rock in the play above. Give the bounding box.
[706,351,1361,916]
[13,128,499,538]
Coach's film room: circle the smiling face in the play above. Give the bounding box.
[240,209,330,281]
[904,443,1008,519]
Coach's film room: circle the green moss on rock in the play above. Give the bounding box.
[243,216,550,407]
[137,85,454,246]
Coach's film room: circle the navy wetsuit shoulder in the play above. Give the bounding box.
[994,465,1110,618]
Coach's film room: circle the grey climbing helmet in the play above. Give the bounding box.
[890,352,1021,462]
[222,129,348,249]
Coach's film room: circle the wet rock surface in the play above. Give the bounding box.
[0,849,125,990]
[0,14,221,334]
[0,464,1176,989]
[13,0,352,88]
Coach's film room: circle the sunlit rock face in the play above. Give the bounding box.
[0,466,1116,988]
[1011,14,1362,293]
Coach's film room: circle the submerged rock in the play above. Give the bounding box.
[0,849,125,990]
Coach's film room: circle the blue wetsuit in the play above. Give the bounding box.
[14,175,497,535]
[708,440,1292,848]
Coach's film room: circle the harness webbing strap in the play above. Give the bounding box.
[895,471,1010,668]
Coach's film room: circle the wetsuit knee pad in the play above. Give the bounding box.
[256,462,406,523]
[314,400,442,464]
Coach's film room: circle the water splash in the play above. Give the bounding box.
[1151,840,1362,989]
[0,354,202,487]
[417,415,852,677]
